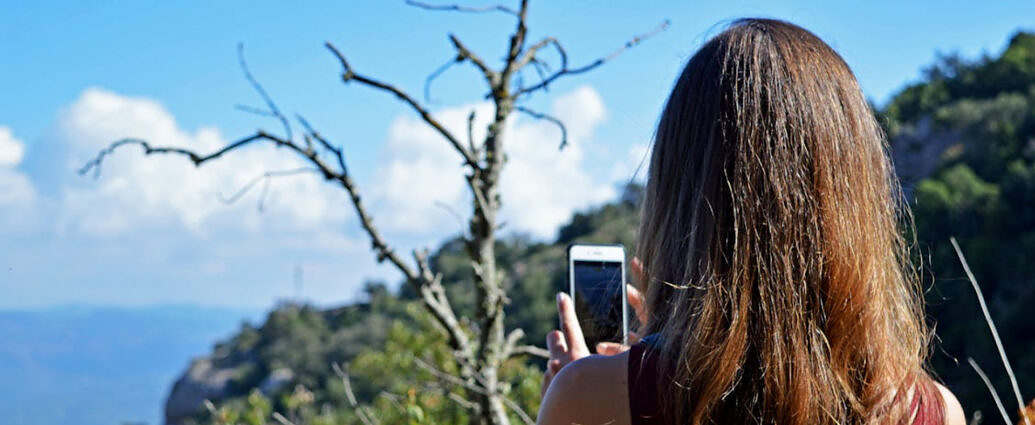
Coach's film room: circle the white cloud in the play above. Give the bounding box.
[373,85,616,240]
[0,126,26,167]
[1,85,635,308]
[58,88,352,238]
[500,86,615,237]
[372,103,489,233]
[0,126,37,232]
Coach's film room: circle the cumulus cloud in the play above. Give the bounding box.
[0,126,37,232]
[0,126,26,167]
[2,85,633,307]
[58,88,351,238]
[500,86,615,237]
[373,85,616,239]
[372,103,489,233]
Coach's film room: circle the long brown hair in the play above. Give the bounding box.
[636,18,936,424]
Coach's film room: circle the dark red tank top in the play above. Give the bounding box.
[627,342,944,425]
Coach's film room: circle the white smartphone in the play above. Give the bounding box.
[567,243,628,348]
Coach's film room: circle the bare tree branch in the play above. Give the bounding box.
[78,134,288,178]
[466,110,479,158]
[501,0,530,82]
[405,0,519,16]
[238,43,293,142]
[271,412,297,425]
[296,115,346,170]
[951,237,1030,425]
[449,34,498,85]
[332,362,378,425]
[515,105,568,150]
[435,200,469,239]
[217,167,318,209]
[412,249,476,365]
[234,104,278,118]
[425,56,461,103]
[515,36,564,72]
[324,41,479,168]
[509,345,549,359]
[514,19,669,98]
[967,358,1012,425]
[448,391,479,410]
[414,358,534,425]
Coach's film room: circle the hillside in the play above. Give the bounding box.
[164,186,641,424]
[883,31,1035,419]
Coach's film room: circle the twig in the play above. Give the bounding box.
[414,358,534,425]
[968,358,1012,425]
[234,104,277,118]
[514,20,669,98]
[405,0,519,16]
[332,362,378,425]
[448,391,479,410]
[238,43,292,142]
[515,105,568,150]
[324,41,479,169]
[217,167,318,208]
[424,56,460,103]
[466,110,479,157]
[449,34,497,85]
[951,236,1029,425]
[434,200,469,239]
[271,412,296,425]
[296,115,347,170]
[78,134,290,178]
[515,37,565,72]
[508,344,549,359]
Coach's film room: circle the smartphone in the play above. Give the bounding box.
[567,243,628,349]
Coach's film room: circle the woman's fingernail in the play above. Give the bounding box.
[556,292,563,303]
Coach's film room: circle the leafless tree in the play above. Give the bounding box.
[80,2,666,424]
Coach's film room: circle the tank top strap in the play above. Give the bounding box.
[908,376,946,425]
[628,341,662,425]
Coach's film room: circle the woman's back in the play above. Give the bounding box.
[537,345,964,425]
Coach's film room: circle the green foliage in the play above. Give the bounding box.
[883,30,1035,420]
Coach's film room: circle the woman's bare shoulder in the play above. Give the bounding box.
[537,352,631,425]
[935,382,965,425]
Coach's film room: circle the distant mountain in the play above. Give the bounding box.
[0,305,261,425]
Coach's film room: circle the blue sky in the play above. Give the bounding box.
[2,1,1033,310]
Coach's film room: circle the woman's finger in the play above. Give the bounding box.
[557,292,589,357]
[631,257,646,287]
[627,283,647,326]
[545,330,568,359]
[596,342,630,356]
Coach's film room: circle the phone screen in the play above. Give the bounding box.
[571,260,624,348]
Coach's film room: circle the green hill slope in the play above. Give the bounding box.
[883,30,1035,421]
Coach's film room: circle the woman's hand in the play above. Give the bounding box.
[542,292,589,397]
[542,257,650,395]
